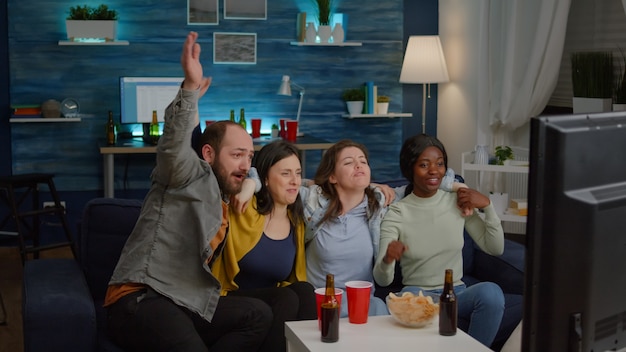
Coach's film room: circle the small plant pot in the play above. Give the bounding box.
[377,102,389,115]
[346,101,364,115]
[271,129,279,138]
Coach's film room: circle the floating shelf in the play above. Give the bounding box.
[10,117,82,123]
[290,41,362,47]
[58,40,129,46]
[342,113,413,119]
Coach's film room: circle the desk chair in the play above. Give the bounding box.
[0,173,76,264]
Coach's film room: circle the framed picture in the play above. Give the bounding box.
[213,32,257,65]
[224,0,267,20]
[188,0,218,25]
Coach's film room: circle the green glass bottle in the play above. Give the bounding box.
[238,108,247,130]
[149,110,159,144]
[229,109,236,122]
[106,110,116,145]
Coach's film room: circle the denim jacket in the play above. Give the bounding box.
[109,88,224,322]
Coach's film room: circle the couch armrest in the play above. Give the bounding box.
[471,239,525,295]
[23,259,97,352]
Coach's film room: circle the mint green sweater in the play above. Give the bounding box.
[373,190,504,290]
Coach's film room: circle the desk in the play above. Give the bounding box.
[285,316,491,352]
[99,135,334,198]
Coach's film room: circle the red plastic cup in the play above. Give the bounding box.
[345,280,372,324]
[251,118,262,138]
[286,120,298,142]
[204,120,216,131]
[315,287,343,330]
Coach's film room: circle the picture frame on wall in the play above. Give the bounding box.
[213,32,257,64]
[188,0,218,25]
[224,0,267,20]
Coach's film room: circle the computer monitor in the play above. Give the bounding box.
[523,112,626,351]
[119,77,183,124]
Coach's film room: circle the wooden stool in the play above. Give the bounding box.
[0,173,76,263]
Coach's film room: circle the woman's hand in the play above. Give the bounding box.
[383,240,408,264]
[456,188,490,212]
[372,183,396,206]
[231,178,256,214]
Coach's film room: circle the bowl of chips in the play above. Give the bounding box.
[386,291,439,328]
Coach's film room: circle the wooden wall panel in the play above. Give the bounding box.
[8,0,407,191]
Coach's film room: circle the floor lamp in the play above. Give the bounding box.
[399,36,450,134]
[277,75,305,136]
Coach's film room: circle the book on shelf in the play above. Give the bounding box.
[11,105,42,115]
[296,12,307,42]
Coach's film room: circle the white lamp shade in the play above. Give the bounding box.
[277,75,292,96]
[399,36,450,84]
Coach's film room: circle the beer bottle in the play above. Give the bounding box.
[149,110,159,144]
[238,108,247,130]
[439,269,457,336]
[229,109,236,122]
[321,273,339,343]
[106,110,116,145]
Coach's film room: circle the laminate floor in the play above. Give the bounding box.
[0,246,73,352]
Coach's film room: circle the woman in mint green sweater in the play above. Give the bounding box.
[373,134,505,348]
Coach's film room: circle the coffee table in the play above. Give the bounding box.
[285,315,491,352]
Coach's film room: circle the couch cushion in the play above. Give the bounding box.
[79,198,143,301]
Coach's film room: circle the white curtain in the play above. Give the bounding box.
[476,0,571,147]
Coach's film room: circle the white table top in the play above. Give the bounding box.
[285,315,491,352]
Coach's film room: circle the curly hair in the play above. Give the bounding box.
[253,140,305,227]
[313,139,379,226]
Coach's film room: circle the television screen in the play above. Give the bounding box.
[119,77,183,124]
[523,112,626,352]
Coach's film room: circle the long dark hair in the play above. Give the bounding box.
[313,139,379,225]
[253,140,305,226]
[399,134,448,195]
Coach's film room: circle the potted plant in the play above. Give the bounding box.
[342,88,365,115]
[377,95,390,115]
[613,48,626,111]
[571,51,613,113]
[312,0,333,42]
[66,4,119,42]
[271,123,279,138]
[494,145,514,165]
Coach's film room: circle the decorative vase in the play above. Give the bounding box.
[377,102,389,115]
[332,23,344,43]
[346,101,364,116]
[474,145,489,165]
[317,25,331,43]
[489,193,509,215]
[305,22,317,43]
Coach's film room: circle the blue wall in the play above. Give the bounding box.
[7,0,404,193]
[6,0,439,194]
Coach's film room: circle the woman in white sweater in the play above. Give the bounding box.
[373,134,505,348]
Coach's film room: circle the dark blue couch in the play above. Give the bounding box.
[22,198,141,352]
[22,191,524,351]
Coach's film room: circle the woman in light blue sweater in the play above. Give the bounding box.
[373,134,505,347]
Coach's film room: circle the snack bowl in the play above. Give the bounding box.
[386,291,439,328]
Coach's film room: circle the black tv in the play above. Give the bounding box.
[523,112,626,351]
